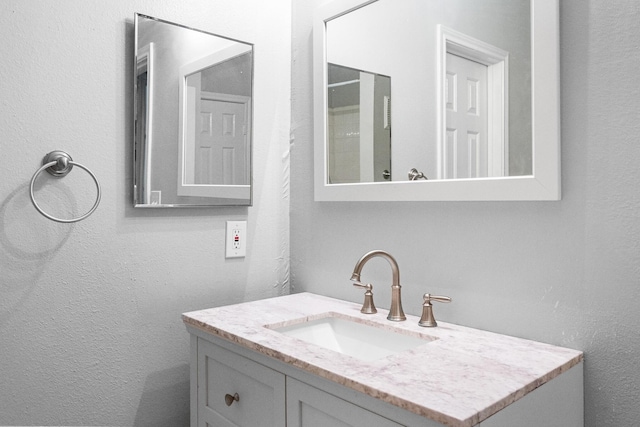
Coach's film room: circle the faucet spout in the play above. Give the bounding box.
[351,250,406,321]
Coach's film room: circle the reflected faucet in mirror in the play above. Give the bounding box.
[350,250,406,321]
[408,168,428,181]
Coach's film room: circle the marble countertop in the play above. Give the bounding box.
[182,292,582,427]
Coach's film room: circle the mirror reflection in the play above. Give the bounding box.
[325,0,531,183]
[134,14,253,207]
[327,64,391,183]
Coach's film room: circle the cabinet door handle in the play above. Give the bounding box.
[224,392,240,406]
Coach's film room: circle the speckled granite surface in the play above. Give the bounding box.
[182,292,582,427]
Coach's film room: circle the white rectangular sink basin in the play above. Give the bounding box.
[270,315,433,361]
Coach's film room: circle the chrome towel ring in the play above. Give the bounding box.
[29,150,101,223]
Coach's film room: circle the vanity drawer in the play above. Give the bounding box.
[196,338,286,427]
[287,377,404,427]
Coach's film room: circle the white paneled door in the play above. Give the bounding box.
[445,53,488,179]
[197,96,248,186]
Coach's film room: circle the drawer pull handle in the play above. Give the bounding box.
[225,392,240,406]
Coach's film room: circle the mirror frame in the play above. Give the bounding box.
[313,0,560,201]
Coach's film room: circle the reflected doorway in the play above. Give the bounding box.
[327,63,391,184]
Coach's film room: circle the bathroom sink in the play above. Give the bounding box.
[269,315,433,361]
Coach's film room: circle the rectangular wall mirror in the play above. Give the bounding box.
[313,0,560,201]
[134,14,253,207]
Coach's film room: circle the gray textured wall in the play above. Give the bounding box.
[2,0,638,425]
[291,1,640,426]
[0,0,290,425]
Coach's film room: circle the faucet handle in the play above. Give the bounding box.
[418,293,451,327]
[352,281,377,314]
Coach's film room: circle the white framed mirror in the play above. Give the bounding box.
[134,14,253,207]
[313,0,560,201]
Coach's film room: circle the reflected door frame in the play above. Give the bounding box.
[177,44,252,200]
[436,25,510,180]
[179,88,251,199]
[135,42,154,204]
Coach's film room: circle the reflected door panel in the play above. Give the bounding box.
[197,98,248,185]
[445,53,488,179]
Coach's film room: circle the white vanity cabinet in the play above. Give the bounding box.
[286,377,404,427]
[189,331,583,427]
[194,337,286,426]
[190,333,439,427]
[184,294,584,427]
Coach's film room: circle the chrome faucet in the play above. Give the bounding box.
[350,250,406,321]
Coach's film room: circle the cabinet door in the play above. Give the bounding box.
[286,377,403,427]
[197,338,286,427]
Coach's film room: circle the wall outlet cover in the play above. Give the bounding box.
[226,221,247,258]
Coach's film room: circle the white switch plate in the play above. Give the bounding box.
[225,221,247,258]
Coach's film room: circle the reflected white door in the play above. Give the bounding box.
[197,98,248,185]
[445,53,488,179]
